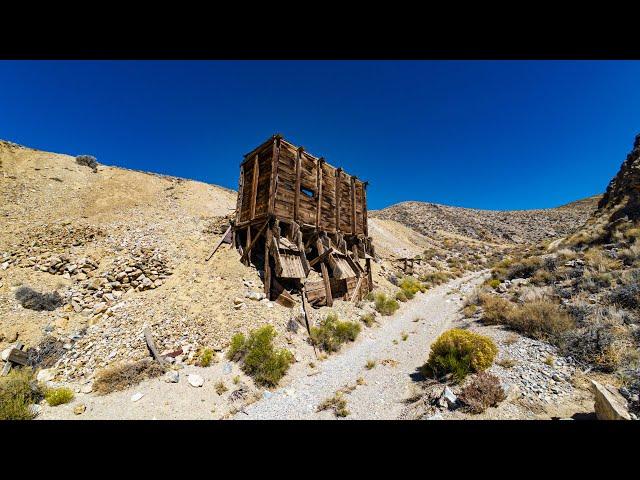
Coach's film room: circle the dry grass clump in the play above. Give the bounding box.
[15,286,63,311]
[561,306,636,372]
[225,325,293,387]
[395,290,408,302]
[504,256,543,280]
[317,391,349,417]
[531,268,555,286]
[311,312,361,352]
[421,329,498,382]
[365,360,376,370]
[93,359,165,395]
[44,386,74,406]
[374,293,400,316]
[462,305,478,318]
[459,372,506,414]
[496,357,516,368]
[419,271,451,287]
[478,293,514,325]
[607,272,640,311]
[215,381,228,395]
[506,300,575,341]
[0,368,44,420]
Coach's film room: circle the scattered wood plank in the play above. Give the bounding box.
[205,224,233,261]
[301,287,318,359]
[1,341,27,377]
[350,276,364,302]
[144,328,166,366]
[271,278,296,308]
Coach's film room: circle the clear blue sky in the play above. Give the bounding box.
[1,60,638,210]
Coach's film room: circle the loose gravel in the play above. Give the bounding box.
[236,272,487,420]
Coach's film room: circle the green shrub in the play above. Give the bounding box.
[374,293,400,316]
[360,312,376,327]
[0,368,43,420]
[399,276,425,299]
[226,333,246,360]
[311,313,361,352]
[421,329,498,382]
[227,325,293,387]
[45,387,74,406]
[197,347,215,367]
[487,279,501,289]
[395,290,408,302]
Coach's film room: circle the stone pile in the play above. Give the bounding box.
[88,248,172,294]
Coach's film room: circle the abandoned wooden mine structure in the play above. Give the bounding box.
[233,134,374,308]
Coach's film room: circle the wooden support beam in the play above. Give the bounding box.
[297,228,311,277]
[250,154,260,220]
[294,147,302,222]
[205,225,232,262]
[366,257,372,294]
[316,157,323,228]
[264,226,273,299]
[240,221,269,264]
[236,165,244,224]
[350,175,357,235]
[268,137,280,215]
[301,287,318,359]
[269,237,284,277]
[335,168,342,233]
[362,181,369,237]
[316,238,333,307]
[308,247,334,267]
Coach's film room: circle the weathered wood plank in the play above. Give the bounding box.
[205,224,232,262]
[294,147,302,222]
[268,137,280,215]
[249,155,259,220]
[144,328,166,366]
[240,221,269,264]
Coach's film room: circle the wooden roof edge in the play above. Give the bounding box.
[240,134,368,184]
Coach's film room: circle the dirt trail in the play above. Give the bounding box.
[236,272,487,420]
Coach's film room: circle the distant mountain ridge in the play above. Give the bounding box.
[371,195,601,245]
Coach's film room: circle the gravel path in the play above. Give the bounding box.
[236,272,487,420]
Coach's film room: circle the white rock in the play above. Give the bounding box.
[188,374,204,387]
[36,368,56,383]
[131,392,144,402]
[164,371,180,383]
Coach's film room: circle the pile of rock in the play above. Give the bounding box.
[1,223,104,270]
[89,249,172,294]
[29,254,98,278]
[490,330,578,405]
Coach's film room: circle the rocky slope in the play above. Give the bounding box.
[598,133,640,221]
[371,196,600,245]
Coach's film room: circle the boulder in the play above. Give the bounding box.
[188,374,204,387]
[438,386,458,409]
[591,380,631,420]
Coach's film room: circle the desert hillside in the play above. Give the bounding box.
[0,140,401,382]
[371,196,600,245]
